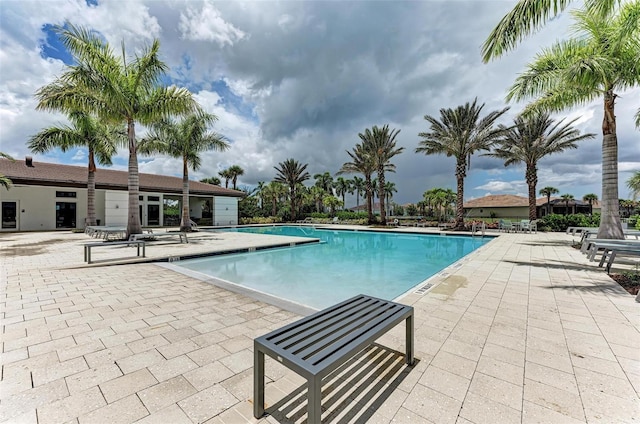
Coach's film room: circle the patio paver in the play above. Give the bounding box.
[1,227,639,423]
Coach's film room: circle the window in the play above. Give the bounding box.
[148,196,160,202]
[56,191,76,198]
[2,202,17,229]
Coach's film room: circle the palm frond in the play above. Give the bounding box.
[482,0,572,62]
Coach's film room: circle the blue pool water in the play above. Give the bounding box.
[175,226,491,310]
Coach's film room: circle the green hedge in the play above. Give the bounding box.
[537,213,600,232]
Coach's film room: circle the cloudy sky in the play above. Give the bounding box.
[1,0,638,206]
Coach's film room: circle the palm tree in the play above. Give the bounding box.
[494,3,640,239]
[338,143,376,224]
[28,111,125,226]
[360,125,404,225]
[200,176,221,186]
[227,165,244,190]
[583,193,599,214]
[35,24,197,237]
[263,182,287,217]
[561,193,575,215]
[384,181,397,217]
[218,169,233,188]
[417,99,509,230]
[485,112,594,220]
[139,112,229,232]
[314,172,334,194]
[334,177,352,208]
[539,186,559,216]
[0,152,14,190]
[351,176,365,209]
[628,171,640,200]
[274,158,310,222]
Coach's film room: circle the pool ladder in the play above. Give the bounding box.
[471,221,485,237]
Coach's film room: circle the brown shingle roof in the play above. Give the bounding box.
[0,158,245,197]
[464,194,602,209]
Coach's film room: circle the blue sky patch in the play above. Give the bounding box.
[39,23,74,65]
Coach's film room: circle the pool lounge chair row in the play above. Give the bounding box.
[580,236,640,273]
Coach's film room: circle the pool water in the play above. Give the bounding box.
[175,226,491,310]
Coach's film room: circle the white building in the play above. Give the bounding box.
[0,157,244,232]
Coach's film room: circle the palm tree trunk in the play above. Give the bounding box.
[378,168,386,225]
[356,191,360,208]
[290,186,296,221]
[127,119,142,238]
[454,165,465,230]
[547,195,551,216]
[526,165,537,220]
[180,159,191,232]
[365,176,373,224]
[86,149,97,226]
[598,90,624,239]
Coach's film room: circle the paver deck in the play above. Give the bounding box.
[1,227,638,423]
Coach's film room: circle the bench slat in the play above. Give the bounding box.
[272,298,380,349]
[304,304,405,367]
[292,302,394,360]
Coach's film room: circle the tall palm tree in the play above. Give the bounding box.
[360,125,404,225]
[263,181,287,217]
[139,112,229,232]
[314,172,334,195]
[384,181,397,217]
[351,176,365,209]
[309,186,325,213]
[561,193,575,215]
[583,193,599,214]
[485,112,594,220]
[274,158,310,222]
[218,169,232,188]
[28,111,125,226]
[417,99,509,230]
[628,171,640,200]
[200,176,221,186]
[539,186,559,216]
[496,3,640,239]
[0,152,14,190]
[334,177,351,208]
[227,165,244,190]
[35,24,197,237]
[338,143,376,224]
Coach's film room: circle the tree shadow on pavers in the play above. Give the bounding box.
[540,284,630,296]
[264,343,419,423]
[502,259,597,273]
[518,240,573,247]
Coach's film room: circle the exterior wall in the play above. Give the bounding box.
[1,184,239,231]
[0,184,106,231]
[465,206,530,219]
[105,191,128,226]
[213,196,238,225]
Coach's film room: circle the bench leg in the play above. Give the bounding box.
[307,377,322,424]
[406,314,414,365]
[254,348,265,419]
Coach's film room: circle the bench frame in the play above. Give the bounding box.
[253,294,414,423]
[84,240,145,264]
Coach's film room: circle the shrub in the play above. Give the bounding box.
[537,213,600,232]
[239,216,282,225]
[309,212,329,218]
[336,211,368,220]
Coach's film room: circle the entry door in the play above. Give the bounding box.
[56,202,76,228]
[147,204,160,226]
[1,201,17,229]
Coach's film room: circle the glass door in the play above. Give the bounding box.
[55,202,76,228]
[1,202,17,229]
[147,204,160,226]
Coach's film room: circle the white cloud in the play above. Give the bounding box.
[179,1,245,46]
[474,180,525,192]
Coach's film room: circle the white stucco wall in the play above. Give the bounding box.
[464,206,530,219]
[213,196,238,226]
[104,191,128,226]
[0,184,107,231]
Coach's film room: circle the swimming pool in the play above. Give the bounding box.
[173,226,491,311]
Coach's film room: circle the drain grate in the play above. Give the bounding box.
[414,283,434,295]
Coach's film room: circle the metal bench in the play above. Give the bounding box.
[83,240,145,264]
[598,246,640,273]
[253,294,414,423]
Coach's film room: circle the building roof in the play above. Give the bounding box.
[0,157,245,197]
[464,194,601,209]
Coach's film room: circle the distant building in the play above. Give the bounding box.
[463,194,601,219]
[0,157,244,232]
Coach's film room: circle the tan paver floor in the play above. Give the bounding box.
[1,228,638,423]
